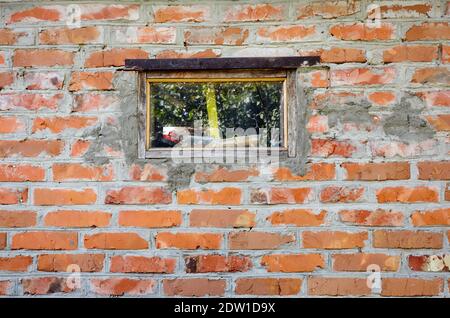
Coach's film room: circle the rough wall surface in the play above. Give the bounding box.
[0,0,449,297]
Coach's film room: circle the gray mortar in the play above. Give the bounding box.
[382,94,435,143]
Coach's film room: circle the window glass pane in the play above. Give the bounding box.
[149,80,284,148]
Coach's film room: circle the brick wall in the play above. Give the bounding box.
[0,0,449,297]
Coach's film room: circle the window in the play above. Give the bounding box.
[126,57,319,160]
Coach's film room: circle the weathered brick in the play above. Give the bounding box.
[368,3,431,19]
[39,27,102,45]
[22,277,73,295]
[376,186,439,203]
[373,230,443,249]
[311,139,356,157]
[250,187,313,204]
[297,0,360,19]
[156,232,222,250]
[0,28,32,45]
[113,26,176,44]
[164,278,225,297]
[13,49,74,67]
[177,187,241,205]
[412,67,450,85]
[0,72,14,89]
[33,116,97,134]
[189,209,255,228]
[184,27,249,45]
[0,93,64,111]
[342,162,410,180]
[257,25,317,42]
[383,45,438,63]
[261,254,324,272]
[0,210,36,227]
[0,188,28,205]
[268,209,326,226]
[52,163,113,182]
[320,186,364,203]
[427,115,450,131]
[228,232,295,250]
[331,67,396,86]
[381,278,443,296]
[368,91,396,106]
[0,164,44,182]
[44,210,111,228]
[80,4,139,21]
[195,167,258,182]
[154,5,210,22]
[236,278,301,296]
[84,233,148,250]
[69,71,113,91]
[12,231,77,250]
[333,253,400,271]
[411,208,450,226]
[406,22,450,41]
[330,23,395,41]
[110,256,175,273]
[84,48,148,68]
[224,4,284,22]
[185,255,252,273]
[105,187,171,205]
[34,188,96,206]
[0,256,32,272]
[308,277,371,296]
[23,71,64,90]
[408,255,449,272]
[90,278,155,296]
[156,49,220,59]
[339,209,404,226]
[119,210,181,228]
[302,231,367,249]
[38,254,104,272]
[273,163,335,181]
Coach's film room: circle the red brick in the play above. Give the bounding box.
[381,278,443,296]
[8,6,64,23]
[33,116,97,134]
[44,210,111,228]
[383,45,438,63]
[52,163,113,182]
[406,22,450,41]
[339,209,404,226]
[91,278,155,296]
[376,186,439,203]
[22,277,73,295]
[368,3,431,19]
[84,233,148,250]
[177,187,241,205]
[319,47,366,63]
[418,161,450,180]
[0,140,63,158]
[330,23,395,41]
[105,186,171,205]
[37,254,104,272]
[13,49,74,67]
[224,4,284,22]
[302,231,367,249]
[273,163,335,181]
[308,277,371,296]
[0,93,63,111]
[229,232,295,250]
[69,71,113,91]
[195,167,258,182]
[311,139,356,157]
[368,91,396,106]
[373,230,443,249]
[258,25,317,42]
[268,209,326,226]
[0,164,44,182]
[261,254,324,272]
[119,210,181,228]
[110,256,175,273]
[129,163,166,181]
[154,5,210,22]
[408,255,449,272]
[297,0,360,19]
[0,188,28,205]
[443,45,450,63]
[0,233,5,249]
[85,48,148,68]
[342,162,410,180]
[236,278,301,296]
[417,91,450,107]
[81,4,139,21]
[189,209,255,228]
[185,255,252,273]
[250,187,313,204]
[0,281,11,295]
[0,72,14,89]
[39,26,101,45]
[0,210,36,227]
[73,93,119,112]
[156,49,220,59]
[34,188,96,206]
[411,208,450,227]
[184,27,249,45]
[0,256,32,272]
[0,29,30,45]
[320,186,364,203]
[156,232,222,250]
[331,67,396,86]
[12,231,77,250]
[164,278,225,297]
[333,253,400,271]
[412,67,450,85]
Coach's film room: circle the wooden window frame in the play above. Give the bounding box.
[127,57,320,160]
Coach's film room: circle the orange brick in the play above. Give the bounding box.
[330,23,395,41]
[408,255,449,272]
[418,161,450,180]
[119,210,181,228]
[44,210,111,228]
[69,71,113,91]
[39,26,101,45]
[417,91,450,107]
[297,0,360,19]
[177,187,241,205]
[224,4,284,22]
[189,209,255,228]
[373,230,443,249]
[113,26,176,44]
[81,4,139,21]
[320,186,364,203]
[339,209,404,226]
[84,48,148,67]
[0,233,5,249]
[273,163,335,181]
[90,278,155,296]
[342,162,410,180]
[368,3,431,18]
[84,233,148,250]
[0,140,63,158]
[33,116,98,134]
[261,254,324,272]
[426,115,450,131]
[368,91,396,106]
[195,167,258,182]
[12,232,77,250]
[13,49,74,67]
[228,232,295,250]
[154,5,210,22]
[156,232,222,250]
[0,164,45,182]
[0,210,36,227]
[184,27,249,45]
[0,72,14,89]
[319,47,366,63]
[412,67,450,85]
[302,231,367,249]
[185,255,252,273]
[105,187,171,205]
[52,163,113,182]
[308,277,371,296]
[0,281,11,295]
[268,209,326,226]
[8,6,64,23]
[22,277,73,295]
[333,253,400,271]
[250,187,313,204]
[0,117,24,134]
[156,49,220,59]
[411,208,450,226]
[331,67,396,86]
[0,29,31,45]
[383,45,438,62]
[73,93,120,113]
[129,163,166,181]
[164,278,225,297]
[34,188,97,206]
[0,256,32,272]
[0,188,28,205]
[381,278,443,296]
[236,278,301,296]
[38,254,104,272]
[406,22,450,41]
[376,186,439,203]
[110,256,175,273]
[311,139,356,157]
[257,25,316,42]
